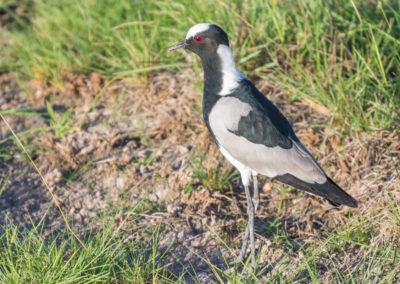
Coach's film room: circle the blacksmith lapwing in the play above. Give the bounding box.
[168,23,357,272]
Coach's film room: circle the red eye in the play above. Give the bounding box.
[194,35,202,42]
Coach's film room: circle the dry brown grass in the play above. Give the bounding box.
[0,70,399,281]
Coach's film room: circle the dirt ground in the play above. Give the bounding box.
[0,70,399,282]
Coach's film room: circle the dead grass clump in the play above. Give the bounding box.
[130,71,205,145]
[28,72,105,108]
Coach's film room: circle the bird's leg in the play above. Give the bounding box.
[252,174,259,212]
[237,220,250,262]
[237,174,259,263]
[244,184,256,272]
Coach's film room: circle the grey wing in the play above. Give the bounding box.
[209,96,327,184]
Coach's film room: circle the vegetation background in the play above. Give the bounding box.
[0,0,399,282]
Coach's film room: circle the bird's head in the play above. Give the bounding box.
[168,23,229,58]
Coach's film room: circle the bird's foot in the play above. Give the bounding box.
[232,227,257,276]
[233,253,256,280]
[236,225,250,263]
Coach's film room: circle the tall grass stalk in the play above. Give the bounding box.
[1,0,399,133]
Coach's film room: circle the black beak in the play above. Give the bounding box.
[168,40,187,51]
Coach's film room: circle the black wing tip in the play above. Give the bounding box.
[347,198,358,208]
[275,174,359,209]
[329,198,358,209]
[326,177,358,208]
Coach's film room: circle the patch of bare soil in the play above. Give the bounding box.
[0,70,399,281]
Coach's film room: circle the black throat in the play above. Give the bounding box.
[201,52,225,111]
[200,52,224,144]
[201,53,223,99]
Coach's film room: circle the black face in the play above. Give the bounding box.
[168,24,229,58]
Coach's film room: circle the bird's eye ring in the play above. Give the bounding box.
[194,35,202,42]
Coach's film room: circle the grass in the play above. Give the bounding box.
[1,207,399,283]
[45,100,75,139]
[0,218,172,283]
[0,174,9,198]
[0,102,76,163]
[1,0,400,283]
[185,146,238,193]
[0,102,75,141]
[1,0,400,133]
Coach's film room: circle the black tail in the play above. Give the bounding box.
[274,174,358,208]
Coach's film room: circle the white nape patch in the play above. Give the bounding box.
[216,45,246,96]
[186,23,212,39]
[219,146,253,187]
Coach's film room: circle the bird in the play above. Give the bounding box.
[168,23,357,272]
